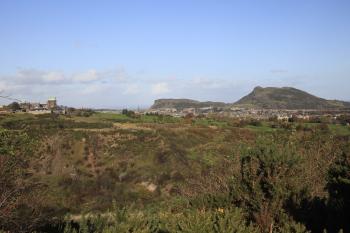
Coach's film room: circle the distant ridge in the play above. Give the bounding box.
[233,86,350,109]
[150,99,227,110]
[151,86,350,110]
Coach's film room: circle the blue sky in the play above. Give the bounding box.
[0,0,349,108]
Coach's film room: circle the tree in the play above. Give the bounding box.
[122,109,136,118]
[7,102,20,111]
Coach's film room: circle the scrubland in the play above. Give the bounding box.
[1,112,349,233]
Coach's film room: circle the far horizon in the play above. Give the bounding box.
[2,85,350,110]
[1,1,350,108]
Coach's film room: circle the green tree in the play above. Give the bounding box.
[7,102,20,111]
[122,109,136,118]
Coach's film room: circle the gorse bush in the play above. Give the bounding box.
[230,137,304,233]
[0,128,64,233]
[62,207,259,233]
[326,144,350,233]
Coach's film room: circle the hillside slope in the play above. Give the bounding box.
[233,86,350,109]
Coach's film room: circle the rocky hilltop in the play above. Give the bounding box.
[233,86,350,109]
[151,87,350,110]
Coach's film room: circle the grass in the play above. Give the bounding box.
[0,112,35,125]
[301,122,350,136]
[328,124,350,136]
[244,122,278,133]
[69,112,183,125]
[193,118,228,128]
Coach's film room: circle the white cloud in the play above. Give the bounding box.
[0,81,7,92]
[151,82,170,95]
[114,67,129,81]
[42,71,66,82]
[191,77,223,89]
[123,84,140,95]
[1,67,131,86]
[73,69,99,82]
[13,69,67,84]
[79,84,105,95]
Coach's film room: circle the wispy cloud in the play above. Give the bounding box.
[73,69,99,82]
[79,83,107,95]
[9,69,68,84]
[1,67,130,86]
[151,82,170,95]
[123,84,140,95]
[191,77,225,89]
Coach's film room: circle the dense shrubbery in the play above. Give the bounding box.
[0,128,65,232]
[230,138,304,232]
[326,145,350,233]
[0,115,112,130]
[60,207,259,233]
[1,113,350,232]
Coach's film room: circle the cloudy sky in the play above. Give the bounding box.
[1,0,350,108]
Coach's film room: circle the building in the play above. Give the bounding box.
[47,97,57,110]
[0,105,6,114]
[19,102,31,111]
[182,108,196,115]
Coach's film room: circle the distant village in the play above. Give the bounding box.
[143,106,350,123]
[1,98,350,124]
[0,97,67,114]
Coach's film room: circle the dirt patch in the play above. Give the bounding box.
[113,123,154,131]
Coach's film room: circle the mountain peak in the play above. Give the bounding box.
[234,86,350,109]
[253,86,263,91]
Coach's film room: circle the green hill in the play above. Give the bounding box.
[233,86,350,109]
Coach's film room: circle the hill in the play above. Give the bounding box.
[151,98,228,110]
[233,86,350,109]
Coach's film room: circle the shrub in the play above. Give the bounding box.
[230,137,303,232]
[326,145,350,233]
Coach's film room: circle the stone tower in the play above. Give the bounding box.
[47,97,57,110]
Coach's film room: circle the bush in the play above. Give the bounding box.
[230,137,303,232]
[0,128,64,232]
[62,207,259,233]
[326,145,350,233]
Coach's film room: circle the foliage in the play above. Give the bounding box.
[1,113,350,232]
[7,102,20,111]
[0,128,65,232]
[326,144,350,233]
[231,137,303,232]
[61,207,259,233]
[122,109,136,118]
